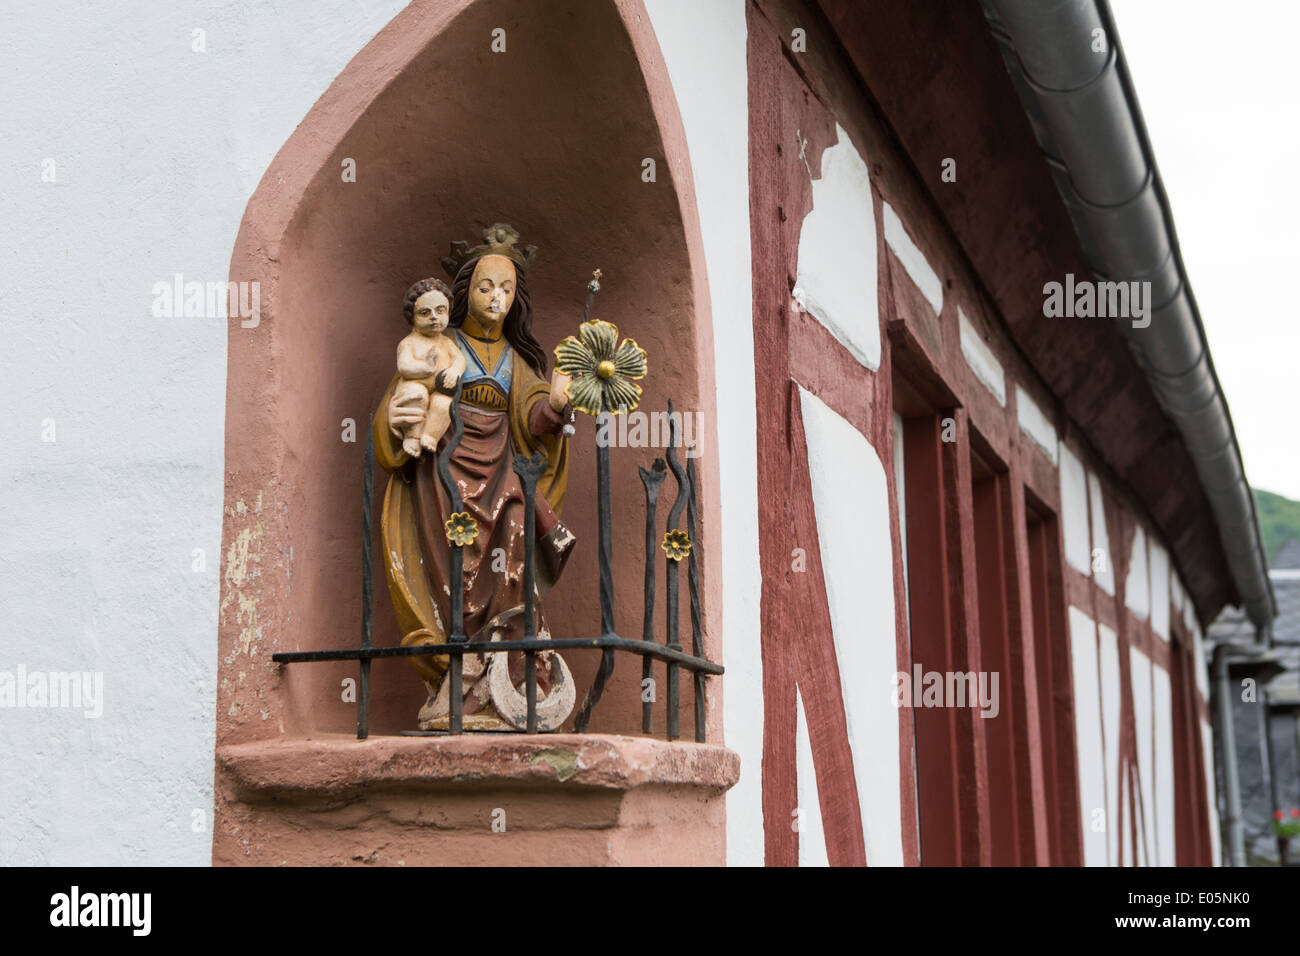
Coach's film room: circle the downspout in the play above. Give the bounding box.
[1262,681,1283,863]
[1212,644,1245,866]
[1291,706,1300,862]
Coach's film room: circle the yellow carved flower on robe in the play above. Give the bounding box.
[661,529,692,563]
[444,512,479,547]
[554,320,648,416]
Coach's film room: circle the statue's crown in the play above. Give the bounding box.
[441,223,538,279]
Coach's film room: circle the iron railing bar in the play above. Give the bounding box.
[686,455,705,743]
[272,636,723,673]
[572,409,617,732]
[596,439,615,635]
[638,459,667,734]
[514,452,547,734]
[663,400,689,741]
[569,274,614,734]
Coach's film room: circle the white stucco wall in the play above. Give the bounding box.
[1202,719,1221,866]
[799,386,903,867]
[1068,605,1107,867]
[1130,647,1154,865]
[1170,567,1185,615]
[893,412,910,631]
[644,0,763,867]
[1183,584,1198,636]
[958,308,1006,406]
[1149,539,1170,641]
[1015,385,1058,466]
[0,0,407,865]
[1098,622,1121,864]
[1126,526,1150,620]
[882,202,944,317]
[794,124,879,369]
[1059,444,1091,574]
[1153,663,1176,866]
[1089,473,1115,596]
[1191,620,1209,699]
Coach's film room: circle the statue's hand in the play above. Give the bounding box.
[388,390,425,437]
[548,370,572,413]
[436,369,460,392]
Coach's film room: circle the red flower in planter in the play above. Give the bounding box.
[1291,808,1300,819]
[1276,810,1286,821]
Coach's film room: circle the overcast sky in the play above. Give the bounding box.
[1107,1,1299,501]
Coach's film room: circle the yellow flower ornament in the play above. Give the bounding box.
[661,529,692,563]
[444,512,479,547]
[554,320,648,416]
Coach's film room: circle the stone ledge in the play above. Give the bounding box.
[217,732,740,798]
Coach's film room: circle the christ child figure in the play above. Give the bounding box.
[393,277,467,457]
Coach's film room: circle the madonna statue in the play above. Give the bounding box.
[373,223,578,731]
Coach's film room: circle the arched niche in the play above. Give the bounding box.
[217,0,720,743]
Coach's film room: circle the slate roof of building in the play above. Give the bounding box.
[1272,536,1300,571]
[1274,580,1300,645]
[1267,538,1300,648]
[1208,537,1300,703]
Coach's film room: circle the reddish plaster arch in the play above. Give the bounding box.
[216,0,721,745]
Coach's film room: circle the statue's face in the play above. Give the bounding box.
[412,288,450,333]
[468,255,517,324]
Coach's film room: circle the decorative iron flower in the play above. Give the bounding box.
[444,512,479,547]
[661,529,692,563]
[554,319,647,416]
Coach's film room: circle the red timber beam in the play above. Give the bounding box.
[748,0,872,867]
[1024,488,1084,866]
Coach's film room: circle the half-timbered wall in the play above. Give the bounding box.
[738,0,1218,866]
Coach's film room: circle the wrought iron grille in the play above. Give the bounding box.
[272,388,722,742]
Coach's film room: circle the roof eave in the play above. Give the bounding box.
[980,0,1276,628]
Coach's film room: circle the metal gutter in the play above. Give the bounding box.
[979,0,1276,629]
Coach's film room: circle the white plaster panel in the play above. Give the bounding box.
[0,0,408,866]
[1130,647,1155,866]
[1059,445,1092,574]
[1192,620,1208,700]
[1153,664,1176,866]
[1099,623,1121,864]
[1202,720,1221,866]
[798,386,903,866]
[1170,568,1185,613]
[893,412,910,630]
[1121,773,1135,865]
[958,308,1006,406]
[1015,385,1059,465]
[1126,526,1150,620]
[794,123,879,369]
[882,201,944,317]
[1149,540,1170,640]
[645,0,763,868]
[1069,606,1107,867]
[795,686,829,867]
[1089,472,1115,595]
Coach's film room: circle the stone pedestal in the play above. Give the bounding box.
[213,733,739,866]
